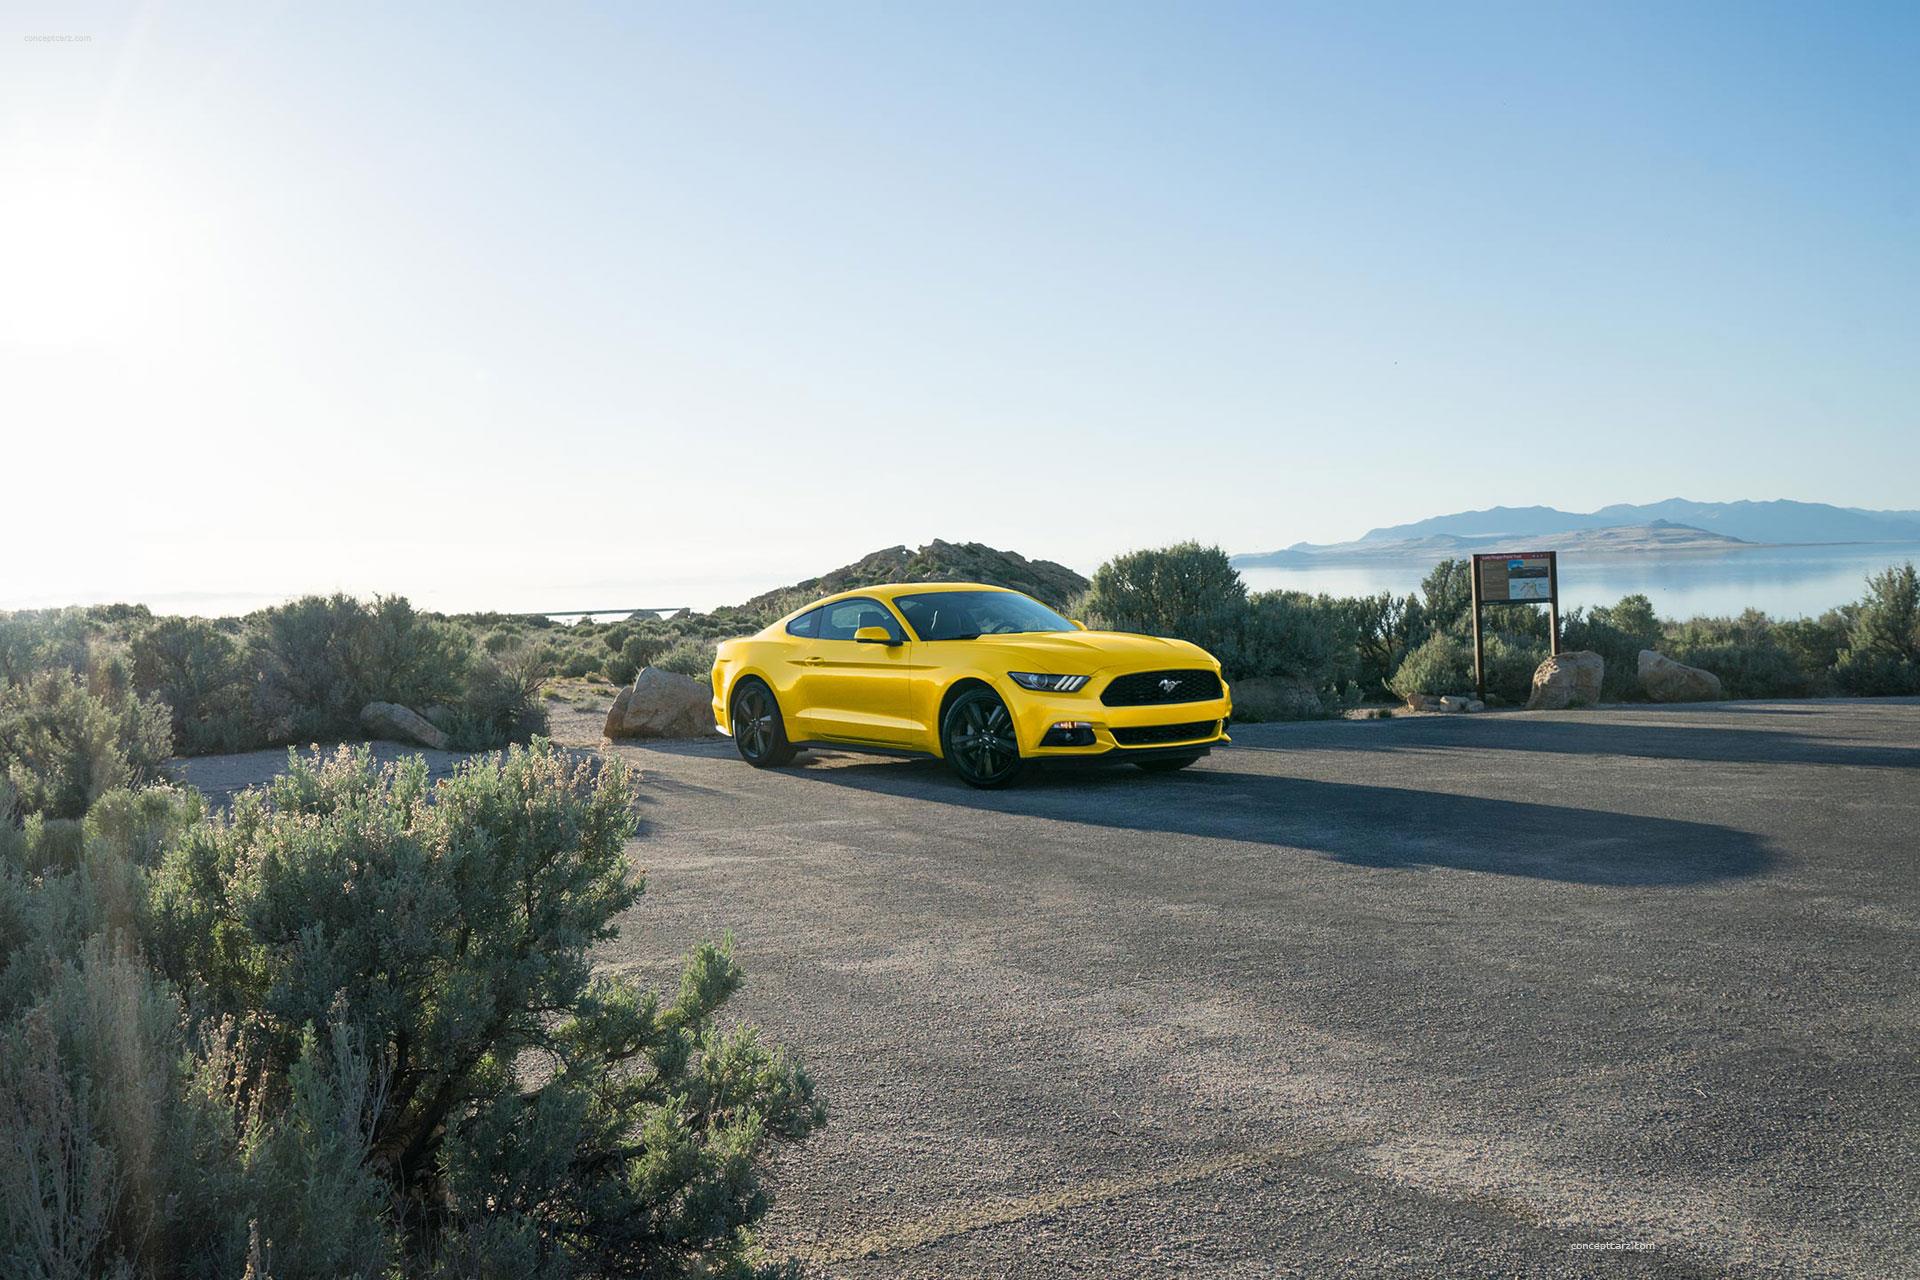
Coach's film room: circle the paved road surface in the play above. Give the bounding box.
[590,701,1918,1279]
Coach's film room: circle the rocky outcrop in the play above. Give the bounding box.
[1637,650,1725,703]
[604,667,717,739]
[1527,650,1605,710]
[360,701,450,750]
[1231,676,1326,721]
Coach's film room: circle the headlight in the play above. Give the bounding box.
[1008,672,1089,692]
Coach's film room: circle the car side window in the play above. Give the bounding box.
[817,597,903,642]
[785,608,822,638]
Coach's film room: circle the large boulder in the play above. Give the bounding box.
[1527,650,1605,711]
[360,701,449,750]
[604,666,716,739]
[1231,676,1326,721]
[1637,650,1725,703]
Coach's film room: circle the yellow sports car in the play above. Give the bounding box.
[711,582,1232,787]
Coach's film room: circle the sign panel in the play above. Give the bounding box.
[1468,550,1561,702]
[1477,553,1553,603]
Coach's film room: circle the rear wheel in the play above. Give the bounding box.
[731,679,796,767]
[1134,753,1203,773]
[941,688,1025,789]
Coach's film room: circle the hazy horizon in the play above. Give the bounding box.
[7,4,1915,614]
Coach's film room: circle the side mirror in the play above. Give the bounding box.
[853,626,900,646]
[1070,619,1088,631]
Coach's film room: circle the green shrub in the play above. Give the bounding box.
[1561,593,1663,700]
[1,672,173,822]
[131,617,257,753]
[1079,543,1249,670]
[1777,609,1852,683]
[656,636,718,680]
[605,634,665,686]
[1834,563,1920,695]
[1419,559,1475,635]
[1389,630,1542,705]
[1664,610,1816,699]
[248,594,374,742]
[1338,592,1426,697]
[142,743,821,1275]
[1388,632,1475,702]
[0,610,95,686]
[1235,591,1360,703]
[355,596,472,711]
[443,648,550,751]
[3,743,823,1278]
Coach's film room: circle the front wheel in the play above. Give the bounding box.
[1135,753,1203,773]
[731,680,796,767]
[941,688,1025,789]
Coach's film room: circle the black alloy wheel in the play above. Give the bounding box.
[731,680,796,767]
[941,688,1025,788]
[1134,752,1203,773]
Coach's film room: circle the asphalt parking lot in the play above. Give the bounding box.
[594,700,1920,1279]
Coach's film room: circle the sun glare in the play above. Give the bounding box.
[0,151,182,348]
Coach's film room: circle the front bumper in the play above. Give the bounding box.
[1006,685,1232,759]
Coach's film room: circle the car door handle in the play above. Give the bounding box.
[796,656,826,666]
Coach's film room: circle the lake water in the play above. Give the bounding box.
[1237,542,1920,620]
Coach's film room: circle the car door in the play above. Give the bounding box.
[798,597,916,746]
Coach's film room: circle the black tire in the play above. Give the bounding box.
[940,687,1025,789]
[1134,753,1203,773]
[731,679,796,767]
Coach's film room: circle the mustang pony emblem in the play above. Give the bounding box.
[1158,678,1182,693]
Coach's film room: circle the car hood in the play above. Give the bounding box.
[957,630,1218,675]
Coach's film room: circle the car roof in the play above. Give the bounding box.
[863,581,1013,601]
[779,582,1016,621]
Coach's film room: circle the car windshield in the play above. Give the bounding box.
[894,590,1075,641]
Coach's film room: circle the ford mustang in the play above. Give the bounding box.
[710,582,1231,787]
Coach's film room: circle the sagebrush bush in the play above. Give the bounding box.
[247,595,477,745]
[1388,632,1474,702]
[1418,559,1474,634]
[248,594,373,742]
[1078,543,1249,668]
[1561,594,1663,700]
[1664,610,1817,699]
[2,743,821,1279]
[1389,630,1541,704]
[656,636,718,680]
[443,647,550,750]
[130,617,256,753]
[1834,563,1920,695]
[1338,591,1426,695]
[1,672,173,822]
[1239,592,1345,683]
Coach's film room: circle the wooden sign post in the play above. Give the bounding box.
[1469,551,1561,703]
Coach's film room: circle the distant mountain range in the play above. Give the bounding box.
[1235,499,1920,567]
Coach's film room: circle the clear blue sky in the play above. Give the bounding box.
[4,2,1914,611]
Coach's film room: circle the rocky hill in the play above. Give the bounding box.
[717,540,1089,623]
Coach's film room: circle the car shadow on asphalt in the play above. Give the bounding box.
[1230,717,1920,770]
[782,755,1776,886]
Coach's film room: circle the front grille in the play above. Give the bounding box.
[1100,669,1224,707]
[1111,720,1218,746]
